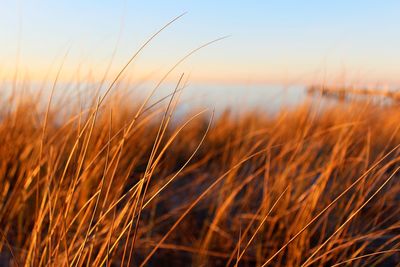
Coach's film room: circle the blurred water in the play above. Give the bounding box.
[1,80,308,114]
[4,79,397,125]
[148,82,307,116]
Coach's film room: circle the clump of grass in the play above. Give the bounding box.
[0,77,399,267]
[0,14,398,265]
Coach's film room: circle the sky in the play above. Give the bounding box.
[1,0,400,86]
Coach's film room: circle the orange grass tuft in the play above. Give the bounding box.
[0,81,399,266]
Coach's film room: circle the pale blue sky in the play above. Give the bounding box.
[1,0,400,85]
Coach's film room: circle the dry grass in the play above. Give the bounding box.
[0,78,399,267]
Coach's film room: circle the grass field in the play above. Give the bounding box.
[0,77,399,266]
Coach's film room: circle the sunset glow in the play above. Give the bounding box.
[1,0,400,86]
